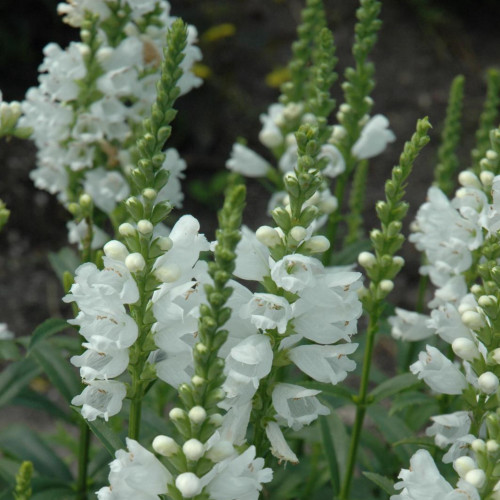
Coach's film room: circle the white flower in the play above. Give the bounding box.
[0,323,14,340]
[97,438,170,499]
[318,144,345,178]
[72,380,126,421]
[265,421,299,464]
[226,143,270,177]
[67,220,109,250]
[84,168,130,214]
[352,114,395,159]
[270,253,324,293]
[410,345,468,395]
[289,343,357,384]
[391,449,478,500]
[70,346,129,382]
[428,303,474,344]
[389,308,434,341]
[272,383,329,430]
[234,226,271,282]
[239,293,292,334]
[201,446,273,500]
[258,103,284,148]
[156,148,186,208]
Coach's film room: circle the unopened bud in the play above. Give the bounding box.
[454,456,476,478]
[183,439,204,461]
[290,226,307,242]
[192,375,205,387]
[452,337,480,361]
[358,251,376,268]
[464,469,486,488]
[256,225,281,248]
[79,193,92,208]
[487,150,498,161]
[169,407,185,421]
[304,235,330,253]
[471,439,486,453]
[152,435,179,457]
[142,188,157,200]
[157,236,173,251]
[137,219,153,234]
[119,222,136,237]
[103,240,129,261]
[480,170,495,186]
[209,413,223,427]
[461,310,485,330]
[318,196,338,214]
[175,472,202,498]
[458,170,481,189]
[492,348,500,364]
[188,406,207,424]
[478,371,499,394]
[259,128,283,149]
[125,252,145,272]
[487,440,499,453]
[379,280,394,293]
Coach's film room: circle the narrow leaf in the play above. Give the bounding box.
[30,341,80,403]
[369,373,420,403]
[83,414,124,457]
[47,247,80,281]
[362,472,396,495]
[0,358,40,408]
[319,416,340,495]
[0,427,72,482]
[29,318,69,352]
[12,388,72,423]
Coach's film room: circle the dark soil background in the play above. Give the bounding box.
[1,0,500,340]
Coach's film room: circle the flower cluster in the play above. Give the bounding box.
[18,0,200,246]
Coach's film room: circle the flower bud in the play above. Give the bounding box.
[209,413,223,427]
[169,407,186,421]
[142,188,157,200]
[152,435,179,457]
[471,439,486,453]
[454,456,476,478]
[358,251,376,268]
[380,280,394,293]
[125,252,145,272]
[188,406,207,424]
[304,235,330,253]
[256,225,281,248]
[119,222,136,237]
[480,170,495,186]
[487,440,499,453]
[206,440,235,462]
[183,439,204,461]
[470,284,483,296]
[318,196,338,214]
[290,226,307,242]
[259,128,282,149]
[192,375,205,387]
[157,236,173,251]
[137,219,153,234]
[452,337,480,361]
[330,125,346,142]
[460,310,485,330]
[339,103,351,114]
[175,472,202,498]
[478,371,499,394]
[79,193,92,208]
[464,469,486,488]
[492,348,500,364]
[103,240,129,261]
[458,170,481,189]
[155,264,181,283]
[487,149,498,161]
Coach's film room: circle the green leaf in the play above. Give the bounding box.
[0,339,20,361]
[29,318,69,352]
[32,488,78,500]
[0,457,20,487]
[393,436,436,449]
[319,416,340,495]
[0,426,73,482]
[389,391,436,416]
[301,380,353,402]
[47,247,80,281]
[0,358,40,408]
[12,388,72,423]
[362,472,396,495]
[82,413,124,457]
[369,373,420,403]
[30,341,80,404]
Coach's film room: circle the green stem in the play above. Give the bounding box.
[76,418,91,500]
[339,309,379,500]
[128,379,144,440]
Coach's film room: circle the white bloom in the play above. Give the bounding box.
[265,421,299,464]
[391,449,478,500]
[71,346,129,381]
[156,148,186,208]
[289,343,357,384]
[0,323,14,340]
[201,446,273,500]
[234,226,271,282]
[97,438,170,499]
[318,144,345,178]
[270,254,324,293]
[258,103,284,148]
[72,380,126,421]
[67,220,109,250]
[410,345,467,395]
[240,293,292,334]
[352,114,395,159]
[84,168,130,214]
[428,303,474,344]
[272,383,329,430]
[226,143,270,177]
[389,308,434,341]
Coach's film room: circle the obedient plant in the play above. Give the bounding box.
[2,0,500,499]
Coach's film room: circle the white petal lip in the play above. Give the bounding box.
[265,421,299,464]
